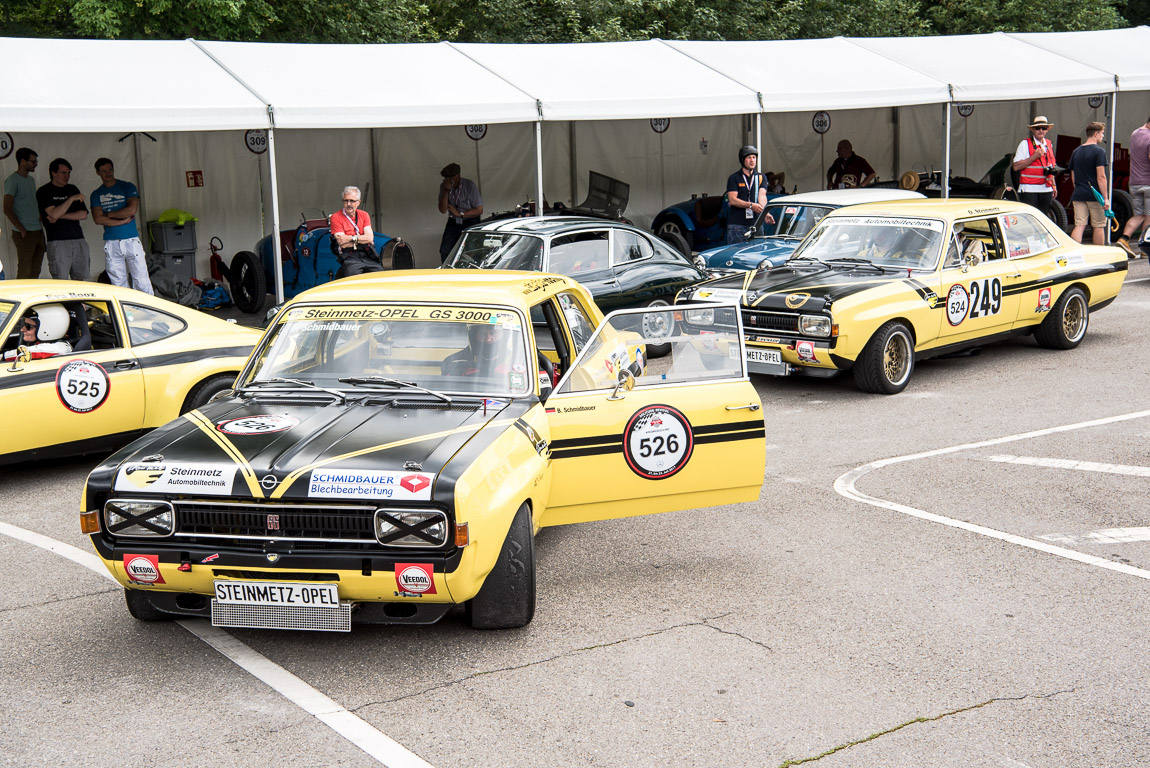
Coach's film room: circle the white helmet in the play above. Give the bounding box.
[29,304,69,341]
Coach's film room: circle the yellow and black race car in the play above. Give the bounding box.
[0,281,260,464]
[676,199,1128,394]
[81,271,765,631]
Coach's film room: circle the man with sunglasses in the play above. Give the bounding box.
[329,185,382,277]
[1012,116,1059,223]
[2,310,72,361]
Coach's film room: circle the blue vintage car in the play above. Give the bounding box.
[227,209,413,313]
[697,189,925,275]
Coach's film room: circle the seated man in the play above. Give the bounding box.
[330,186,382,278]
[3,305,73,361]
[442,324,514,379]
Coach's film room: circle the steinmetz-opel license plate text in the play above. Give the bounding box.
[213,580,339,608]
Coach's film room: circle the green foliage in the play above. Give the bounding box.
[929,0,1126,34]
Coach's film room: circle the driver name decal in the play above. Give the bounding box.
[308,469,435,500]
[624,405,694,480]
[56,359,111,414]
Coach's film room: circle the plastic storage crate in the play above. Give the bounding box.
[149,220,197,253]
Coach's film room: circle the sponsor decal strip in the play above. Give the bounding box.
[184,410,264,498]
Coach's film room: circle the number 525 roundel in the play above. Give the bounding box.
[81,272,766,631]
[676,199,1127,394]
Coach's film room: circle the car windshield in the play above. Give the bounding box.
[242,303,533,397]
[754,204,833,239]
[447,232,545,271]
[0,300,15,335]
[789,215,945,270]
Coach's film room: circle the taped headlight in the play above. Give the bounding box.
[374,509,449,547]
[685,308,714,326]
[103,499,174,537]
[799,315,832,337]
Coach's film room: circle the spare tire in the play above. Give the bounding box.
[229,250,266,314]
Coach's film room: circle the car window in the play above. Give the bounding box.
[548,231,609,275]
[0,300,14,334]
[952,217,1004,261]
[612,230,653,265]
[792,216,945,270]
[1000,213,1059,259]
[123,303,187,346]
[557,292,595,354]
[761,205,832,239]
[447,232,544,271]
[1,299,120,357]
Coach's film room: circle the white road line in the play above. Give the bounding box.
[834,409,1150,582]
[1125,276,1150,283]
[984,454,1150,476]
[1041,527,1150,545]
[0,522,434,768]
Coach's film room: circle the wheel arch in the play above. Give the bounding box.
[653,208,694,233]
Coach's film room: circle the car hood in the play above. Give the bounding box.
[702,238,799,270]
[689,263,908,312]
[91,396,533,504]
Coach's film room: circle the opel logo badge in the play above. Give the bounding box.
[260,474,278,490]
[266,553,280,563]
[785,292,810,309]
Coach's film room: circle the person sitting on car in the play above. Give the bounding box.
[3,305,73,361]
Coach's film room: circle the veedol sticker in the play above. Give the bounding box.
[115,463,236,496]
[796,341,817,362]
[217,414,300,435]
[395,563,436,595]
[123,554,164,584]
[307,469,434,500]
[56,359,111,414]
[946,284,970,326]
[1036,287,1052,313]
[624,404,694,480]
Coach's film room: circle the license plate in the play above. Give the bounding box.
[213,580,339,609]
[745,348,782,365]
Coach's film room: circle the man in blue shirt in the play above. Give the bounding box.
[725,146,773,245]
[90,157,153,294]
[3,147,46,279]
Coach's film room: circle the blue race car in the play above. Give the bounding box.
[227,209,413,313]
[696,189,925,275]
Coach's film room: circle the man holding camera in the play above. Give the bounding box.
[1012,116,1059,222]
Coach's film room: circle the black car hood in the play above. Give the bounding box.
[94,396,534,503]
[694,263,903,312]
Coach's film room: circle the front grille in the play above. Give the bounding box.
[741,310,800,333]
[176,500,375,541]
[211,600,352,632]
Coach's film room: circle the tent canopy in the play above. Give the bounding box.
[1010,27,1150,93]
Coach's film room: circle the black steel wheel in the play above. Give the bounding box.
[229,250,266,315]
[657,219,693,251]
[852,321,915,394]
[1034,287,1088,350]
[467,502,536,629]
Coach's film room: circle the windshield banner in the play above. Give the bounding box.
[830,216,945,232]
[284,305,522,328]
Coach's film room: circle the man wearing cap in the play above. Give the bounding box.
[1012,116,1059,222]
[726,145,773,245]
[437,163,483,262]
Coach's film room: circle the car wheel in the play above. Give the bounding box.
[229,250,267,315]
[1048,199,1069,232]
[641,298,674,358]
[852,321,915,394]
[466,502,535,629]
[991,184,1019,201]
[1034,287,1088,350]
[658,229,692,260]
[182,374,236,413]
[657,220,693,250]
[124,589,173,622]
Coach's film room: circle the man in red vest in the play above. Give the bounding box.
[1012,116,1059,223]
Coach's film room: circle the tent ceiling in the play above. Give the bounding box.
[1009,27,1150,93]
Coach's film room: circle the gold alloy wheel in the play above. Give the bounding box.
[1062,292,1087,342]
[883,331,911,385]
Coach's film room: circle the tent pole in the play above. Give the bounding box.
[942,102,952,199]
[755,112,762,161]
[370,128,381,226]
[132,133,148,241]
[267,121,285,305]
[535,118,545,217]
[1107,89,1117,245]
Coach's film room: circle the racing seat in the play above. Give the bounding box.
[66,303,92,352]
[694,196,723,228]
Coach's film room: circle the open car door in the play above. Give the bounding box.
[540,303,765,527]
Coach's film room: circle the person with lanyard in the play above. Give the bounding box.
[437,163,483,262]
[1012,116,1059,223]
[329,185,382,277]
[725,145,774,245]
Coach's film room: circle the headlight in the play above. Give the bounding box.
[104,499,174,537]
[685,308,714,326]
[374,509,449,546]
[799,315,832,337]
[757,259,773,270]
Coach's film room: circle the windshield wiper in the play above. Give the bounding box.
[826,258,885,273]
[338,376,453,404]
[244,377,347,403]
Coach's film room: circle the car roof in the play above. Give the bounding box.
[0,279,143,303]
[470,216,636,237]
[823,197,1031,222]
[287,269,591,312]
[769,189,926,206]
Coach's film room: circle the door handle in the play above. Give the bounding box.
[114,359,139,370]
[726,403,761,411]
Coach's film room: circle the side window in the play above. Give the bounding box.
[953,217,1003,262]
[0,300,121,356]
[548,231,609,275]
[557,292,595,355]
[1000,213,1059,259]
[123,303,187,346]
[612,230,653,265]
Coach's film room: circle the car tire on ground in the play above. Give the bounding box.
[658,229,692,260]
[641,298,675,358]
[182,374,236,413]
[466,502,535,629]
[124,589,173,622]
[229,250,266,314]
[1049,199,1069,232]
[1034,286,1089,350]
[657,220,693,252]
[853,320,915,394]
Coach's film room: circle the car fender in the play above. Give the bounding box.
[655,207,695,234]
[140,355,246,426]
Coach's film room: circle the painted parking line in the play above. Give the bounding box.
[834,409,1150,582]
[1041,527,1150,545]
[0,521,434,768]
[984,454,1150,477]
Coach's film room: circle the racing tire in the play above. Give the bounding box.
[182,374,236,413]
[657,220,693,251]
[1034,286,1088,350]
[1048,199,1069,232]
[1110,189,1133,238]
[466,502,535,629]
[124,589,173,622]
[382,239,415,270]
[641,298,674,358]
[229,250,266,315]
[852,321,915,395]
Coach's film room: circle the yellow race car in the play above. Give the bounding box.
[80,271,765,631]
[0,281,260,464]
[676,199,1128,394]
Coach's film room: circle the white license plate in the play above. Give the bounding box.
[213,580,339,608]
[745,348,782,365]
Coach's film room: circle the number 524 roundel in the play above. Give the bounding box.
[81,272,766,631]
[676,199,1127,394]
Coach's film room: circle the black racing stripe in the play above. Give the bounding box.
[549,434,623,450]
[0,369,57,390]
[903,278,939,305]
[135,345,254,369]
[692,420,764,435]
[550,444,623,460]
[695,428,766,445]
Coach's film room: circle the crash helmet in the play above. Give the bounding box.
[738,145,758,163]
[25,304,69,341]
[468,323,511,363]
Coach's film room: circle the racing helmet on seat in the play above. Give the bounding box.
[738,145,758,163]
[28,304,69,341]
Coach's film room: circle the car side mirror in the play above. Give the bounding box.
[7,345,30,372]
[608,368,635,401]
[742,228,755,241]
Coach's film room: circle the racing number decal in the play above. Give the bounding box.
[947,278,1002,326]
[624,405,694,479]
[55,359,111,413]
[217,415,300,435]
